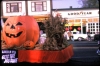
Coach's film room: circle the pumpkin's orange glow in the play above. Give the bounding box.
[2,16,39,48]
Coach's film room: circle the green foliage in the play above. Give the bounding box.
[78,0,99,8]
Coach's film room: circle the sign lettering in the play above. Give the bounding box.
[68,12,92,15]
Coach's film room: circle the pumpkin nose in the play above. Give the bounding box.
[28,43,30,45]
[10,25,15,29]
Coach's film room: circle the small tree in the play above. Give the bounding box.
[78,0,99,8]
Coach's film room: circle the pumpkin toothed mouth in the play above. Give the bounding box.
[5,31,23,38]
[26,46,31,47]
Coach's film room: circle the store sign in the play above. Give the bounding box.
[68,11,92,15]
[56,10,99,18]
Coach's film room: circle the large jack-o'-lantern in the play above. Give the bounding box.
[2,16,39,48]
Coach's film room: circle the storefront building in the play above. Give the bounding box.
[52,8,99,34]
[1,1,99,34]
[1,0,50,22]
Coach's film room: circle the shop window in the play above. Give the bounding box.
[82,19,86,22]
[93,18,99,22]
[6,2,22,13]
[88,29,90,31]
[88,18,92,22]
[93,32,95,34]
[69,19,74,22]
[93,29,95,31]
[93,26,95,28]
[96,26,98,28]
[96,23,98,25]
[75,19,81,22]
[97,29,98,31]
[82,19,86,24]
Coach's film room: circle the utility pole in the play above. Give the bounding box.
[50,0,53,22]
[25,0,28,16]
[50,0,53,16]
[1,1,3,17]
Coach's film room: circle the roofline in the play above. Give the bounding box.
[52,7,99,11]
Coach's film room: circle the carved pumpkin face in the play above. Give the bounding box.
[2,16,39,48]
[23,40,34,49]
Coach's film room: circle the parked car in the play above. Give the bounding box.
[70,31,94,41]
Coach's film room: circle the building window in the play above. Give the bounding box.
[6,2,22,13]
[35,2,42,11]
[96,23,98,25]
[97,29,98,31]
[82,19,86,22]
[93,29,95,31]
[43,1,47,11]
[69,19,74,22]
[31,1,47,12]
[93,18,99,22]
[75,19,81,22]
[88,18,92,22]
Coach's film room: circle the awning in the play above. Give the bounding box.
[1,14,49,18]
[33,15,49,19]
[65,23,81,26]
[33,15,50,22]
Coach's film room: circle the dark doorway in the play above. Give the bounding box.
[83,26,86,34]
[37,22,45,33]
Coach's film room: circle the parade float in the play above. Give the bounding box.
[1,15,74,63]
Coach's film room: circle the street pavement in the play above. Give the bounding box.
[65,41,100,66]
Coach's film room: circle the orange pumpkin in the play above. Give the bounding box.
[23,40,35,49]
[2,16,39,48]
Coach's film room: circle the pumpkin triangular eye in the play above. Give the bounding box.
[6,23,10,26]
[16,22,22,25]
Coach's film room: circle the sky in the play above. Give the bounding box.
[52,0,82,9]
